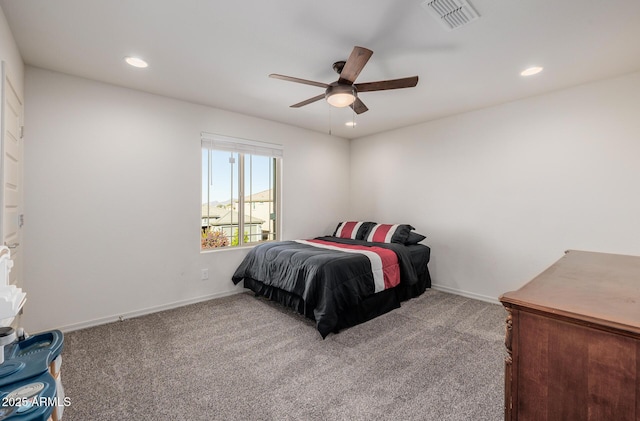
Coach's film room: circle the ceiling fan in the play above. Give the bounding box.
[269,46,418,114]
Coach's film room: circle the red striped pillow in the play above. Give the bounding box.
[365,224,414,244]
[333,221,376,240]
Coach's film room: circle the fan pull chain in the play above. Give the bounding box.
[351,105,356,128]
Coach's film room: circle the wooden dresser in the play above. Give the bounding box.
[499,250,640,421]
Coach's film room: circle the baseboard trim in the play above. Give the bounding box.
[57,285,499,333]
[431,283,501,305]
[57,290,243,333]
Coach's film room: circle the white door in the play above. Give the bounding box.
[1,62,24,287]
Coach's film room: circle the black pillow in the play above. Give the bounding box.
[405,231,427,245]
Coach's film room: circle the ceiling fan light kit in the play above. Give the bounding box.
[269,46,418,115]
[325,84,356,108]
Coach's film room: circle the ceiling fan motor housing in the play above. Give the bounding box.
[332,61,346,74]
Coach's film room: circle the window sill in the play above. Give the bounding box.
[200,243,261,254]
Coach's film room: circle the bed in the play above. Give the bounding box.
[232,222,431,338]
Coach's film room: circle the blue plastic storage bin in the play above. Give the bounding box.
[0,370,56,420]
[0,330,64,420]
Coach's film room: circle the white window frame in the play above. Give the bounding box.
[201,132,282,250]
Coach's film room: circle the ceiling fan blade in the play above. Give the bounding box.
[355,76,419,92]
[290,94,325,108]
[269,74,329,89]
[338,46,373,85]
[350,98,369,114]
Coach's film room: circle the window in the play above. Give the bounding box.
[201,133,281,250]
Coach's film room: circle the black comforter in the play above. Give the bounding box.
[232,236,422,337]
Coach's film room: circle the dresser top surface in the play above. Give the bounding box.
[500,250,640,333]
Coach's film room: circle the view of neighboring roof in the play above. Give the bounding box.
[244,189,274,202]
[201,203,223,219]
[203,210,264,226]
[202,190,274,217]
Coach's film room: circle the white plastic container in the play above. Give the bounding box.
[0,246,26,326]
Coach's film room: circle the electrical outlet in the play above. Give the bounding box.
[201,269,209,280]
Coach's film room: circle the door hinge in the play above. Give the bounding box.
[19,125,24,139]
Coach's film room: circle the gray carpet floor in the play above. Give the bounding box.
[61,289,506,420]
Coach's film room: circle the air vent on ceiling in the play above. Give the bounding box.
[421,0,480,31]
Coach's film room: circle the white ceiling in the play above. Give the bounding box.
[2,0,640,139]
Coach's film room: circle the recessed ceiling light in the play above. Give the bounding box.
[345,121,357,127]
[125,57,148,68]
[521,66,543,76]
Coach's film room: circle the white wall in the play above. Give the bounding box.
[350,71,640,302]
[23,67,350,332]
